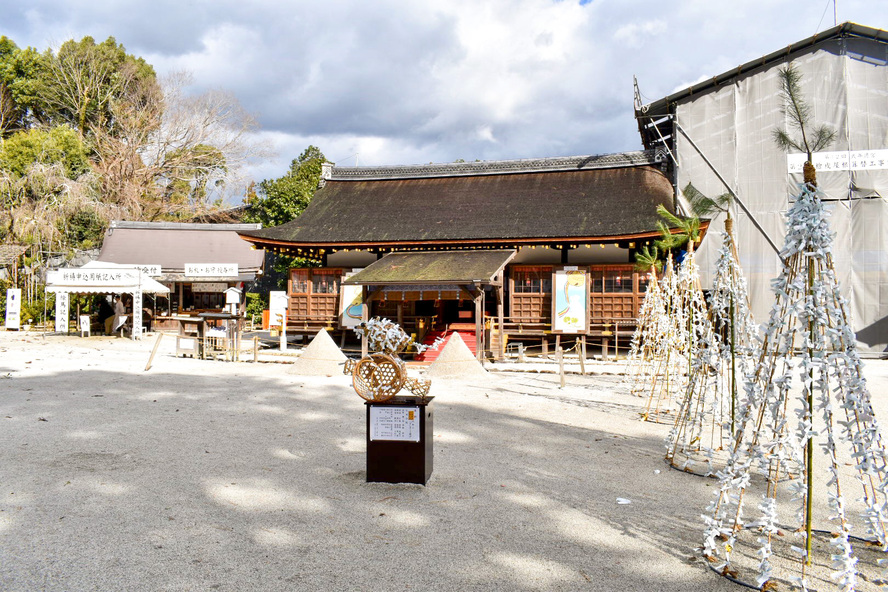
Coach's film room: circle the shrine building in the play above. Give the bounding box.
[238,150,702,361]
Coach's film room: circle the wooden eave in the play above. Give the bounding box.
[237,226,698,251]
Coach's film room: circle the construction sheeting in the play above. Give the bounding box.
[674,36,888,354]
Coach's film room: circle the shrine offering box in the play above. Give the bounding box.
[365,396,434,485]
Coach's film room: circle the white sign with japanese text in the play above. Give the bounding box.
[369,406,420,442]
[185,263,238,277]
[787,149,888,173]
[47,268,140,287]
[136,264,162,276]
[55,292,69,333]
[5,288,21,329]
[192,282,228,293]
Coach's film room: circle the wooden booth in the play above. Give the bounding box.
[96,221,265,331]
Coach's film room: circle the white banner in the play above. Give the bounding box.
[787,149,888,173]
[55,292,69,333]
[5,288,21,329]
[47,268,140,287]
[185,263,238,277]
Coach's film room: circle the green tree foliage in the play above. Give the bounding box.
[0,34,265,264]
[0,36,48,134]
[63,208,105,249]
[244,146,327,227]
[682,182,733,220]
[772,63,837,163]
[772,62,837,188]
[0,126,90,178]
[634,244,662,274]
[41,36,158,138]
[243,146,327,284]
[655,204,701,253]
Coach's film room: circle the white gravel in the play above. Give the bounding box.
[1,329,886,591]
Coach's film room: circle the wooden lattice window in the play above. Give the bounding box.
[287,268,343,322]
[509,265,553,323]
[590,265,641,321]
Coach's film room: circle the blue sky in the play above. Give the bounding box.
[4,0,888,193]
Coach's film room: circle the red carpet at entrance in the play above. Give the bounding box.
[414,330,476,362]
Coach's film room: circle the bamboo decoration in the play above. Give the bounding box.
[638,246,712,423]
[666,218,760,475]
[701,182,888,591]
[625,265,666,386]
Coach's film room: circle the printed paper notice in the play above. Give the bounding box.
[370,406,420,442]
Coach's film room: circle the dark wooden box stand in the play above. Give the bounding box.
[365,396,434,485]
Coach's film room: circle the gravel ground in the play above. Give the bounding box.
[0,330,886,591]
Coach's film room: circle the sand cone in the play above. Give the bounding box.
[426,333,486,378]
[289,329,348,376]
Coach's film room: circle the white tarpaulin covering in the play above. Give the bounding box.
[45,261,170,339]
[674,36,888,354]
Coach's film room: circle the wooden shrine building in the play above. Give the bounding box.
[239,150,702,360]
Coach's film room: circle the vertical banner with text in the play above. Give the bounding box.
[5,288,21,329]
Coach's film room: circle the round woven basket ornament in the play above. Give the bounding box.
[351,353,406,402]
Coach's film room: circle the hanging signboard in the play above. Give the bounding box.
[192,282,228,293]
[135,264,162,276]
[5,288,21,329]
[340,269,364,328]
[185,263,238,277]
[551,266,588,334]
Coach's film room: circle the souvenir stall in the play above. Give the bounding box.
[45,261,170,339]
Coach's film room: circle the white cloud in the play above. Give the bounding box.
[2,0,888,191]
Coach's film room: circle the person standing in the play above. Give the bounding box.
[100,295,115,335]
[112,295,126,335]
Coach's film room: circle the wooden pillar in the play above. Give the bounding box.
[580,335,587,375]
[542,337,548,358]
[496,284,505,361]
[614,320,620,359]
[361,286,369,358]
[475,290,483,362]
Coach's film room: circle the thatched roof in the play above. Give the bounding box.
[0,245,27,266]
[240,151,676,249]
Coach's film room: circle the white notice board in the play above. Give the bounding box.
[5,288,21,329]
[369,406,420,442]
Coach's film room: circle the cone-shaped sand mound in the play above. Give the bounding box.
[426,333,486,378]
[289,329,347,376]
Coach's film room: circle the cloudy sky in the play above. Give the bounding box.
[4,0,888,187]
